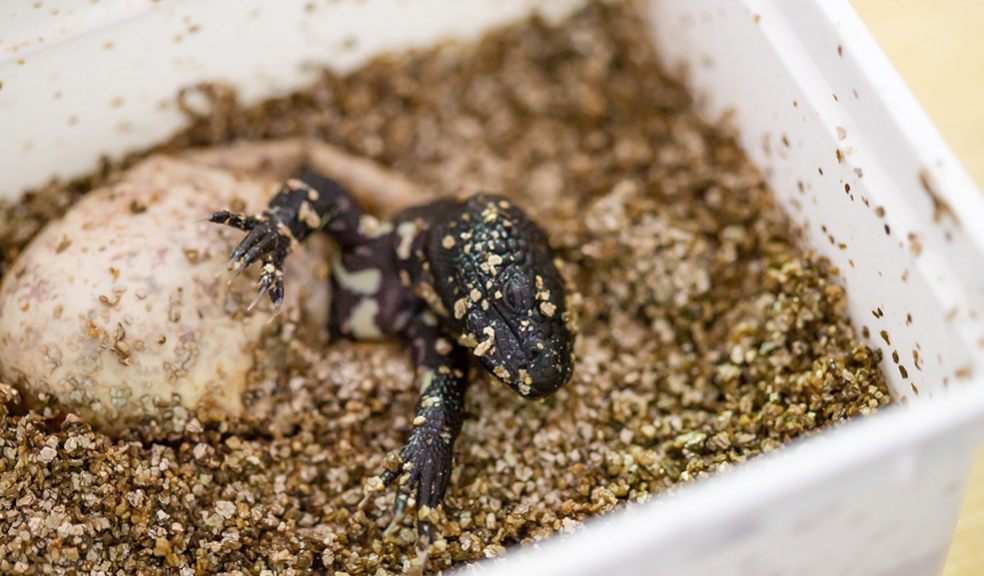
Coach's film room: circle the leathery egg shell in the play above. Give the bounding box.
[0,155,328,433]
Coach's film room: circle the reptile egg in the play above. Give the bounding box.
[0,155,328,433]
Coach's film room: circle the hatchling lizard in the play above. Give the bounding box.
[209,158,576,541]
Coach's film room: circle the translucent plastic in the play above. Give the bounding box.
[1,1,982,574]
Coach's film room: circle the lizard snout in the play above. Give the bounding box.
[515,343,571,399]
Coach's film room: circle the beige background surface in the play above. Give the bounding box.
[851,1,984,574]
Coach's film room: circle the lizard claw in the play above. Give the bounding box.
[246,256,285,312]
[246,278,272,312]
[382,486,409,537]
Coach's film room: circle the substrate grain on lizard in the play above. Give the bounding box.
[0,2,890,574]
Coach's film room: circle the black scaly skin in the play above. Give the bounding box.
[209,168,575,542]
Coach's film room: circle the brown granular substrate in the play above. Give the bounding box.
[0,2,891,574]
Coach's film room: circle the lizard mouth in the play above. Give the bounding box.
[515,346,571,398]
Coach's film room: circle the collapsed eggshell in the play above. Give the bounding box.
[0,155,329,431]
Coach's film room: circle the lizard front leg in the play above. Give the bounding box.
[379,311,470,543]
[210,168,370,308]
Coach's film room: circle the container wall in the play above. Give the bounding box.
[0,0,585,199]
[645,0,984,404]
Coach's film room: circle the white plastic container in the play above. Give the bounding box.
[2,1,983,574]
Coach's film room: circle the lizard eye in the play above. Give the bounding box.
[503,277,530,312]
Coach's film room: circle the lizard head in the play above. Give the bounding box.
[430,194,575,398]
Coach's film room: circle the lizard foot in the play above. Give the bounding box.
[378,422,454,545]
[209,209,292,310]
